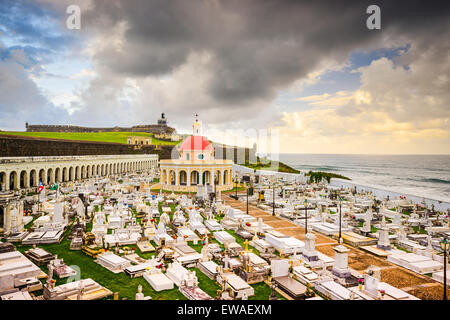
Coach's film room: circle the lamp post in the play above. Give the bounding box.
[272,177,276,216]
[304,198,308,235]
[441,238,449,300]
[214,172,217,201]
[338,194,342,241]
[246,184,249,215]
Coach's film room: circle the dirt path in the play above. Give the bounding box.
[224,195,445,300]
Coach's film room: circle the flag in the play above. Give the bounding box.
[38,181,44,193]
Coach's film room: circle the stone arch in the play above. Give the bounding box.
[81,165,85,179]
[62,167,68,182]
[190,170,199,186]
[10,171,18,190]
[161,169,167,184]
[69,167,74,181]
[29,169,37,187]
[39,168,46,185]
[179,170,187,185]
[86,165,90,178]
[20,170,28,189]
[169,170,176,185]
[47,168,54,185]
[0,171,6,191]
[202,170,211,185]
[215,170,222,185]
[223,170,229,185]
[75,166,81,180]
[55,168,62,183]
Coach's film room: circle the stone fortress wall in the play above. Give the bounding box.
[0,135,173,159]
[25,123,175,135]
[0,135,256,164]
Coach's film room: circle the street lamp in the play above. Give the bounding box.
[214,172,217,201]
[304,198,308,234]
[246,184,249,215]
[338,194,342,241]
[441,238,449,300]
[272,177,276,216]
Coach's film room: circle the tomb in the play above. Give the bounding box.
[136,240,155,253]
[250,238,275,253]
[166,261,189,286]
[238,240,268,284]
[331,241,358,287]
[0,242,15,254]
[96,251,132,273]
[125,263,154,278]
[292,265,319,285]
[43,278,112,300]
[270,259,307,300]
[49,256,77,278]
[179,270,213,300]
[265,233,304,255]
[0,251,43,295]
[216,272,255,299]
[301,233,320,264]
[205,219,223,231]
[377,216,392,250]
[214,231,236,245]
[197,260,220,280]
[143,265,174,292]
[387,252,443,274]
[24,247,55,266]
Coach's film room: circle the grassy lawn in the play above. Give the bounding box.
[0,131,180,146]
[9,199,289,300]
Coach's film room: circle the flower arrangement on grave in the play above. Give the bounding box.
[358,278,364,290]
[172,235,177,239]
[246,222,251,227]
[379,289,385,299]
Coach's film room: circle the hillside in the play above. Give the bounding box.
[243,159,300,174]
[0,131,180,146]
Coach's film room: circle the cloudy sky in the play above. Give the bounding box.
[0,0,449,154]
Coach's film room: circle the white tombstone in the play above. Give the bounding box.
[377,216,391,250]
[393,212,401,225]
[332,240,351,278]
[270,259,289,278]
[302,233,319,262]
[364,274,379,297]
[257,218,263,234]
[362,212,371,233]
[53,203,64,225]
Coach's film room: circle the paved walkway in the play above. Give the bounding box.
[223,194,445,300]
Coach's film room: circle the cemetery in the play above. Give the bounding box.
[0,125,449,301]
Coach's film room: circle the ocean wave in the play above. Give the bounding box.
[420,178,450,184]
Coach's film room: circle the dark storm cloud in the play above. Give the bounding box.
[81,0,450,105]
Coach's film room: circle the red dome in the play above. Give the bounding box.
[179,136,214,152]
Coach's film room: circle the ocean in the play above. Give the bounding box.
[277,154,450,209]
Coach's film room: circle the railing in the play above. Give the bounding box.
[0,154,158,164]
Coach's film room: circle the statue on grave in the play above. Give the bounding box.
[136,284,144,300]
[77,280,85,300]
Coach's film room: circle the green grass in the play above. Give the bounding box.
[243,160,300,174]
[0,131,180,145]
